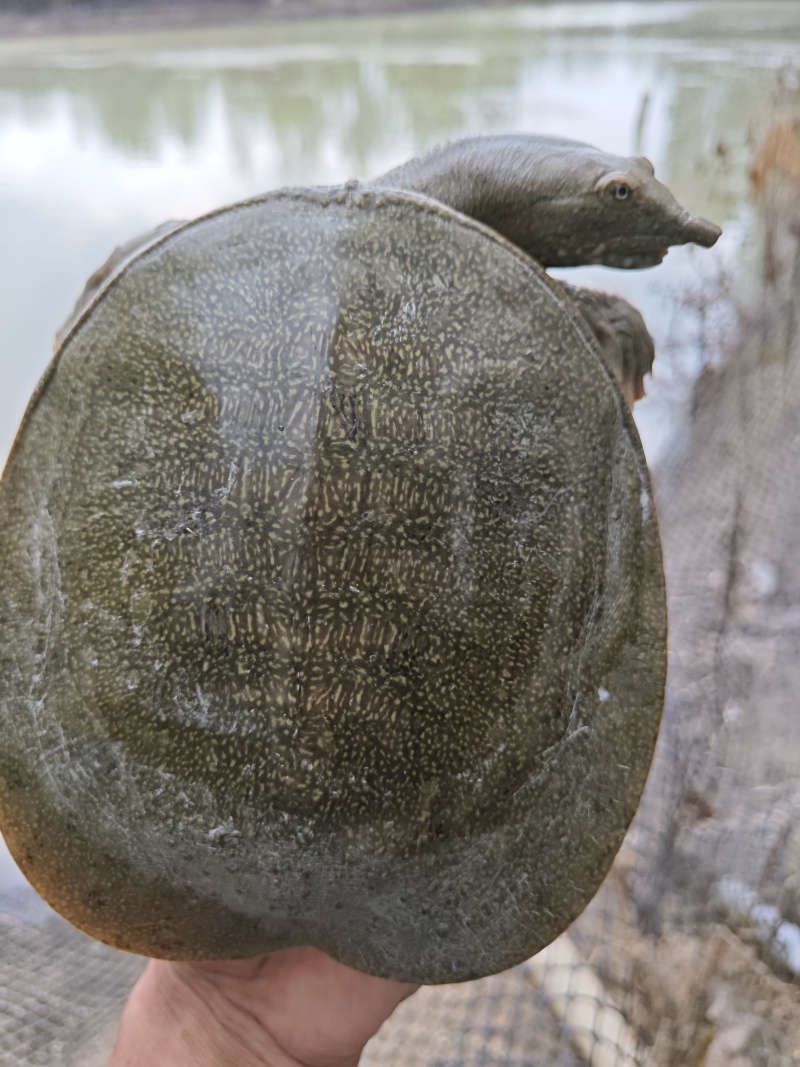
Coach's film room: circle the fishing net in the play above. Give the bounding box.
[2,57,800,1067]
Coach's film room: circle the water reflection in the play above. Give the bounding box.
[1,4,796,475]
[0,2,798,891]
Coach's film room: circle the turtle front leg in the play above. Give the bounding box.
[558,282,655,409]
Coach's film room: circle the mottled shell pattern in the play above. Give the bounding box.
[0,180,667,983]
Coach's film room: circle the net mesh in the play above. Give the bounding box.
[0,910,143,1067]
[2,65,800,1067]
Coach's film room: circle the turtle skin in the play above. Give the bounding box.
[0,185,666,983]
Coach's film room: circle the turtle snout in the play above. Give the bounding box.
[677,211,722,249]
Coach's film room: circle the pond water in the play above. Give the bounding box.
[0,1,798,893]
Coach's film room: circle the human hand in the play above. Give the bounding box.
[109,947,417,1067]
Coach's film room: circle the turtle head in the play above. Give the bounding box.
[570,152,722,269]
[370,135,722,270]
[492,141,722,268]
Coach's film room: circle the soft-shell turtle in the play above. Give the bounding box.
[0,136,719,983]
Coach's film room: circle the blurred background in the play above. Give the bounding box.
[1,2,799,1064]
[0,0,784,468]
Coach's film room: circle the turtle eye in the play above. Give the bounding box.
[609,181,632,202]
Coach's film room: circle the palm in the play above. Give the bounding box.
[111,948,417,1067]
